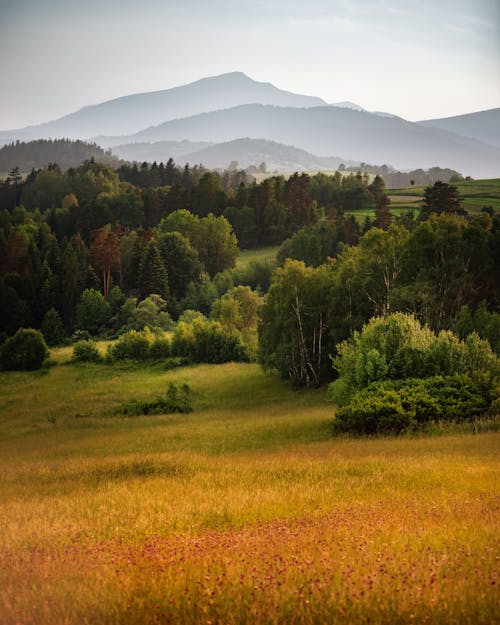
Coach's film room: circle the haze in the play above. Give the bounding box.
[0,0,499,129]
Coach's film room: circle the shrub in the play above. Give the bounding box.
[171,318,250,364]
[333,374,492,435]
[109,329,153,361]
[149,336,171,360]
[334,389,413,435]
[117,382,193,416]
[0,328,49,371]
[72,340,102,363]
[330,314,499,404]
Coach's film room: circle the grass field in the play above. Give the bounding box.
[387,177,500,216]
[236,245,279,268]
[0,350,498,624]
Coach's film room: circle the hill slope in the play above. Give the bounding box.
[126,104,500,178]
[418,108,500,149]
[0,72,326,141]
[0,139,121,173]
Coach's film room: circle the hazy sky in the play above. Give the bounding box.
[1,0,499,129]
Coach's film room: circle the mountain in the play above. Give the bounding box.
[180,138,350,172]
[418,108,500,149]
[331,101,366,112]
[124,104,500,178]
[111,140,214,163]
[0,72,326,142]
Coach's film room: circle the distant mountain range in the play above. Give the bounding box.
[0,72,325,140]
[418,108,500,150]
[1,72,499,177]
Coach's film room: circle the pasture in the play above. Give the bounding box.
[0,350,498,624]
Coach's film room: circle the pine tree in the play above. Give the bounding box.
[138,240,169,300]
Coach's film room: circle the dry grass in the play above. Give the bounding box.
[0,353,498,624]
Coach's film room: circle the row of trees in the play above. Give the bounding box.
[1,160,391,247]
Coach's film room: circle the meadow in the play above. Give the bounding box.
[0,348,498,624]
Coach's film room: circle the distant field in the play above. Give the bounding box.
[382,177,500,218]
[236,245,279,267]
[0,349,498,624]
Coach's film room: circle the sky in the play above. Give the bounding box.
[0,0,499,129]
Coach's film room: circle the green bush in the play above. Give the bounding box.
[149,336,171,360]
[117,382,193,416]
[333,375,492,435]
[171,318,250,364]
[72,340,102,363]
[0,328,49,371]
[330,314,499,405]
[109,329,153,361]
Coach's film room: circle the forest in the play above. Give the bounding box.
[0,156,499,432]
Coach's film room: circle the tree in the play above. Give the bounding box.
[420,181,463,219]
[259,259,335,386]
[75,289,111,335]
[156,231,202,300]
[91,224,122,299]
[137,240,169,301]
[41,308,65,346]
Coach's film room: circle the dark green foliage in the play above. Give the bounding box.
[75,289,111,335]
[138,240,169,300]
[72,339,102,363]
[171,318,250,364]
[41,308,65,346]
[0,328,48,371]
[333,375,491,435]
[420,181,463,219]
[116,382,193,416]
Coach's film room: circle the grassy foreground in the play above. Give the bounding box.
[0,350,498,624]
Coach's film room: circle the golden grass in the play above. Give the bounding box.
[0,354,498,624]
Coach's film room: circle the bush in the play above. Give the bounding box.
[330,314,499,404]
[117,382,193,416]
[109,329,153,361]
[171,318,250,364]
[72,340,102,363]
[0,328,49,371]
[333,375,492,435]
[149,336,171,360]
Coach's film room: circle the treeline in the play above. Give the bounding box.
[259,211,500,387]
[0,139,121,173]
[0,159,391,245]
[342,164,466,187]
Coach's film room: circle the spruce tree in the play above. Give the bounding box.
[138,240,169,300]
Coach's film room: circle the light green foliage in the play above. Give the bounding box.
[108,328,153,361]
[211,286,263,334]
[72,339,102,363]
[330,313,499,433]
[0,328,48,371]
[171,317,250,364]
[258,259,334,386]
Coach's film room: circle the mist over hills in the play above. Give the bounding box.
[418,108,500,150]
[1,72,498,178]
[125,104,500,178]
